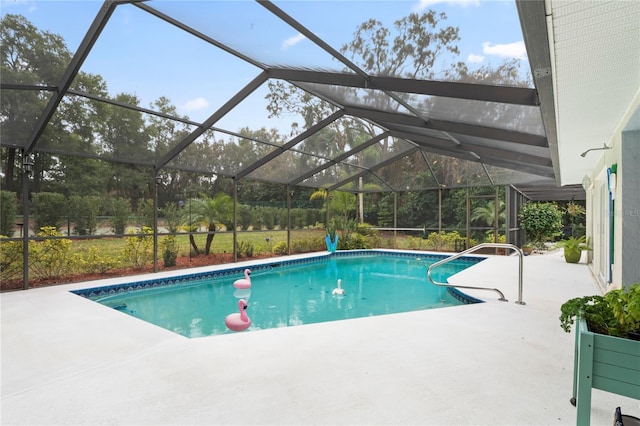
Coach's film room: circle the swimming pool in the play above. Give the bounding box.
[73,251,484,338]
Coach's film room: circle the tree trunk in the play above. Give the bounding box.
[189,233,200,256]
[204,223,216,255]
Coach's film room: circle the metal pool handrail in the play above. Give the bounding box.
[427,243,525,305]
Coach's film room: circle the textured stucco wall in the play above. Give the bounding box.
[621,130,640,287]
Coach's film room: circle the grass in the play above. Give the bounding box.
[71,229,327,258]
[68,228,434,258]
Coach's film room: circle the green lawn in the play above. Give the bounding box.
[71,229,328,258]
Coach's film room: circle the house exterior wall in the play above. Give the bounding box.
[620,130,640,287]
[585,94,640,291]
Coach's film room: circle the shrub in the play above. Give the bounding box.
[161,235,179,267]
[274,207,286,229]
[252,210,264,231]
[109,197,131,235]
[483,232,506,244]
[236,240,255,258]
[291,237,325,253]
[29,227,74,279]
[160,201,181,233]
[68,195,101,235]
[122,226,153,268]
[259,206,274,230]
[424,231,462,251]
[0,191,17,237]
[339,232,374,250]
[355,223,377,236]
[31,192,67,232]
[137,198,154,229]
[407,236,423,250]
[306,209,323,228]
[291,209,306,229]
[272,241,288,255]
[77,246,121,274]
[238,205,253,231]
[0,238,23,280]
[519,202,563,248]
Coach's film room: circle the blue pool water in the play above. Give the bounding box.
[74,251,483,338]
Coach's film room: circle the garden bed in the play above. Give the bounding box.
[0,252,277,292]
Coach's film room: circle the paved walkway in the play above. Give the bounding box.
[2,249,638,425]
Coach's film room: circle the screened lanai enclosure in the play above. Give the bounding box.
[1,0,584,289]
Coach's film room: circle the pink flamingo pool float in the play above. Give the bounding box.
[233,269,252,289]
[332,279,345,295]
[225,299,251,332]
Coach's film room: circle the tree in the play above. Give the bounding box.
[399,190,439,228]
[146,97,194,207]
[0,191,18,237]
[518,202,563,248]
[44,72,113,197]
[1,14,71,193]
[266,11,465,222]
[100,94,152,205]
[1,14,142,199]
[340,11,461,79]
[191,193,233,255]
[46,154,112,198]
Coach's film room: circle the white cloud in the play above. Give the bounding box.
[482,41,527,60]
[467,54,485,63]
[182,97,209,111]
[414,0,479,11]
[281,33,307,50]
[0,0,36,11]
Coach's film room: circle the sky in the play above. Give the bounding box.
[1,0,530,133]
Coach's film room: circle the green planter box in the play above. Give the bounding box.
[571,317,640,425]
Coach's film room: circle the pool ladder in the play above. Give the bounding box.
[427,243,525,305]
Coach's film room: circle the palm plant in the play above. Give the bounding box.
[193,193,233,255]
[309,189,356,229]
[471,200,505,227]
[556,235,591,263]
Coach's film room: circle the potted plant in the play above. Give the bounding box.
[521,243,533,256]
[560,284,640,338]
[560,284,640,425]
[556,235,591,263]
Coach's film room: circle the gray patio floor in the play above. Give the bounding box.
[2,249,638,425]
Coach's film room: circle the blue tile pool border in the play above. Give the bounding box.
[71,250,485,304]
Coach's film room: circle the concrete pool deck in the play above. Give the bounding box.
[1,249,638,425]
